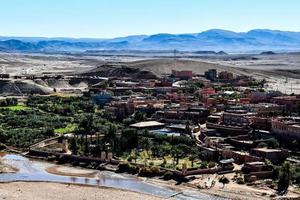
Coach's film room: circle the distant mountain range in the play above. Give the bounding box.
[1,29,300,53]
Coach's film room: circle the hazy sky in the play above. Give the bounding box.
[0,0,299,38]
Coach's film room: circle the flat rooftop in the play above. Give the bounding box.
[130,121,165,128]
[253,148,282,153]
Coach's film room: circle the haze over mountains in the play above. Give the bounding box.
[1,29,300,53]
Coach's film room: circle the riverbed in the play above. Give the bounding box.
[0,153,226,200]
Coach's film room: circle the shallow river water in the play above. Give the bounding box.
[0,154,226,200]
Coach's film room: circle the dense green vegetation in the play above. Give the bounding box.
[0,98,18,107]
[0,96,96,148]
[27,96,95,116]
[0,109,66,147]
[0,95,210,171]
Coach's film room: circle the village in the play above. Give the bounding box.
[0,66,299,199]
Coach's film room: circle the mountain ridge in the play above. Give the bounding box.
[1,29,300,53]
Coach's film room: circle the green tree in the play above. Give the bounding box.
[188,147,199,167]
[267,138,280,148]
[78,114,94,155]
[134,111,145,121]
[69,137,78,155]
[277,161,293,195]
[171,146,182,165]
[140,137,153,154]
[121,128,138,150]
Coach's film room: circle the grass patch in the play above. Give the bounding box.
[54,123,78,134]
[0,105,29,111]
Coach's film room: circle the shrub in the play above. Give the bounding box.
[219,176,230,186]
[139,167,153,177]
[128,165,140,174]
[257,142,268,148]
[269,182,276,189]
[138,166,160,177]
[200,161,208,169]
[126,155,133,162]
[163,171,174,180]
[236,176,245,184]
[0,143,6,150]
[208,161,216,168]
[151,166,160,175]
[117,162,140,174]
[117,162,131,173]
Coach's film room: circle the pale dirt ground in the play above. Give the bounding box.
[1,52,300,94]
[0,182,164,200]
[202,53,300,94]
[0,53,97,75]
[187,173,300,200]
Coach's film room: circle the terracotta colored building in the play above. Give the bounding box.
[171,70,193,80]
[271,117,300,140]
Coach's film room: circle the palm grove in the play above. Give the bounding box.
[0,96,299,192]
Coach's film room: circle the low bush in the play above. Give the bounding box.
[208,161,216,168]
[219,176,230,184]
[163,171,174,180]
[200,161,208,169]
[138,166,160,177]
[117,162,131,173]
[236,176,245,184]
[117,162,140,174]
[128,165,140,174]
[151,166,160,174]
[139,167,153,177]
[0,143,6,150]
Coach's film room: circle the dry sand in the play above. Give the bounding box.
[0,182,164,200]
[46,166,98,178]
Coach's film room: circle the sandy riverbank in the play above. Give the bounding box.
[46,165,98,178]
[0,157,18,173]
[0,182,164,200]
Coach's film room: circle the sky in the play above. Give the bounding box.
[0,0,299,38]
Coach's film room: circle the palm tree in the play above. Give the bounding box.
[69,137,78,155]
[105,123,117,152]
[140,137,153,154]
[171,146,181,166]
[188,154,197,168]
[79,114,94,155]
